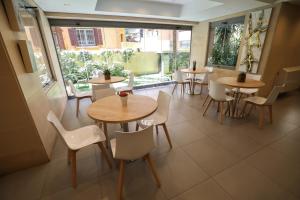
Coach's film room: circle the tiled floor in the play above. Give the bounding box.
[1,85,300,200]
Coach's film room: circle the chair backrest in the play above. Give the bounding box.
[265,85,283,105]
[114,125,155,160]
[202,72,209,84]
[209,80,226,100]
[93,88,115,101]
[156,91,171,119]
[173,70,183,82]
[98,71,103,77]
[47,111,70,148]
[128,73,134,87]
[247,73,261,81]
[92,84,109,101]
[68,80,77,96]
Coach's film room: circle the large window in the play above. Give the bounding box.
[206,16,245,68]
[50,20,192,96]
[76,29,96,46]
[20,10,53,87]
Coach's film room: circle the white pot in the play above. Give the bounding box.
[120,96,128,107]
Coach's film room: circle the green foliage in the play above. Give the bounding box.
[208,23,243,67]
[122,49,135,63]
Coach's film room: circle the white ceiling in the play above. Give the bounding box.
[33,0,274,22]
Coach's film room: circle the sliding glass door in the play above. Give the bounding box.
[50,20,192,96]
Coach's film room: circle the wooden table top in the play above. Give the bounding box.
[217,77,265,88]
[87,95,158,123]
[88,76,125,84]
[181,67,208,74]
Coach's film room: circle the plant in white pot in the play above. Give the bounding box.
[104,68,111,80]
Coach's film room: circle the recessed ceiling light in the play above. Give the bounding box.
[64,3,71,6]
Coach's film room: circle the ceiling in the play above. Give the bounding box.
[33,0,276,22]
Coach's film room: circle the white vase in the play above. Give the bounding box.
[120,96,128,107]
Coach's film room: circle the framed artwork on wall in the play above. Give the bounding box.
[2,0,26,31]
[18,40,37,73]
[240,8,272,73]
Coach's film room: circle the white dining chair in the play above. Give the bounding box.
[203,80,234,123]
[194,72,209,94]
[115,73,134,94]
[172,70,190,95]
[110,125,160,200]
[68,80,92,117]
[91,84,109,102]
[240,85,284,128]
[93,88,115,101]
[136,91,173,149]
[47,111,112,188]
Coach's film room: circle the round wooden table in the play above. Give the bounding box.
[87,95,158,145]
[217,77,265,117]
[181,68,208,94]
[88,76,125,84]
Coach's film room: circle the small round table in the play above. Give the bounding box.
[88,76,125,85]
[181,68,208,94]
[217,77,265,117]
[87,95,158,146]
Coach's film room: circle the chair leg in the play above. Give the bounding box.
[240,102,248,118]
[268,105,273,124]
[172,83,177,94]
[97,142,112,169]
[162,123,172,149]
[200,84,203,94]
[76,98,80,117]
[183,84,185,94]
[247,104,254,117]
[135,123,139,131]
[155,125,159,135]
[103,122,109,148]
[202,95,209,107]
[203,98,213,116]
[67,149,71,165]
[70,150,77,188]
[117,160,125,200]
[144,154,161,188]
[219,102,224,124]
[259,106,265,129]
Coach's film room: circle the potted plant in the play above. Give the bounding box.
[118,91,128,107]
[104,68,111,80]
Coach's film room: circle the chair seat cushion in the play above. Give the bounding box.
[64,125,106,150]
[116,86,133,92]
[76,90,92,98]
[137,113,166,128]
[232,87,258,94]
[243,96,267,105]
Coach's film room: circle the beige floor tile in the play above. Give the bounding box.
[154,148,209,199]
[169,121,206,146]
[246,147,300,198]
[182,137,240,176]
[172,179,232,200]
[0,164,48,200]
[41,180,102,200]
[214,161,293,200]
[209,129,263,159]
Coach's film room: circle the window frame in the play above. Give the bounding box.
[205,16,245,70]
[76,28,96,47]
[20,8,55,89]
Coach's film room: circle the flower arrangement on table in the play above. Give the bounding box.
[118,91,128,107]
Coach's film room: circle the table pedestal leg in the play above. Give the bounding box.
[232,89,241,118]
[122,122,129,132]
